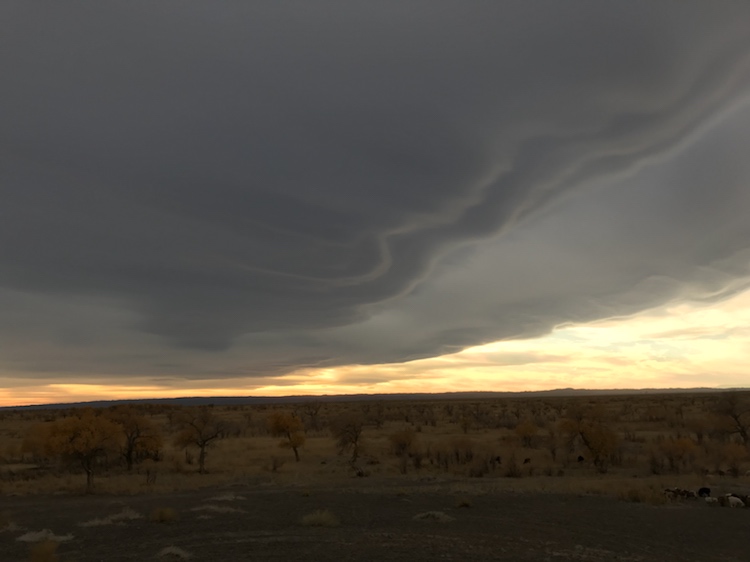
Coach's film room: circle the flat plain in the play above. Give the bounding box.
[1,391,749,561]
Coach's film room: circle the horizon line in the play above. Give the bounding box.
[5,386,749,410]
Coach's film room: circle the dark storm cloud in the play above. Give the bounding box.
[2,2,750,379]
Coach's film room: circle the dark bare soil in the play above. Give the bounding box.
[2,481,748,561]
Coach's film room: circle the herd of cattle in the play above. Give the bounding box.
[664,487,748,508]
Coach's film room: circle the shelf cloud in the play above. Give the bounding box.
[2,2,750,385]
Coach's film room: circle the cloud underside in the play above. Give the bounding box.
[2,2,750,381]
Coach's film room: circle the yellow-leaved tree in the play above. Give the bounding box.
[559,404,620,473]
[268,412,305,461]
[44,408,122,492]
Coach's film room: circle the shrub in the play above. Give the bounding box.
[559,409,621,473]
[467,456,493,478]
[389,428,416,474]
[150,507,178,523]
[29,540,58,562]
[265,456,286,473]
[455,496,472,508]
[657,437,698,474]
[515,419,538,448]
[504,455,522,478]
[300,509,340,527]
[617,485,667,505]
[723,442,748,477]
[449,437,474,464]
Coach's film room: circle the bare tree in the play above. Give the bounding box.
[174,407,228,473]
[331,412,365,463]
[714,391,750,444]
[106,405,163,471]
[300,401,324,432]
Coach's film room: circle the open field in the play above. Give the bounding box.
[1,392,749,560]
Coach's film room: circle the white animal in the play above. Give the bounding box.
[705,497,719,504]
[727,495,745,508]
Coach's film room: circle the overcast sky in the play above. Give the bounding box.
[2,2,750,405]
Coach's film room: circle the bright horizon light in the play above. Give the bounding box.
[3,286,748,408]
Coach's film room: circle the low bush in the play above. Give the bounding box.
[150,507,178,523]
[300,509,340,527]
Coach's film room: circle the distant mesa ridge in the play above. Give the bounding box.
[3,387,746,410]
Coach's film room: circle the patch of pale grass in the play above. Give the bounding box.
[150,508,179,523]
[28,540,59,562]
[413,511,455,522]
[157,546,193,559]
[16,529,74,543]
[300,509,340,527]
[190,504,245,514]
[80,507,142,527]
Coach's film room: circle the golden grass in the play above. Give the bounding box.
[1,393,748,502]
[300,509,340,527]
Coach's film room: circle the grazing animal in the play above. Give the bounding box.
[698,487,711,498]
[577,456,585,463]
[705,497,719,504]
[523,458,531,465]
[727,495,745,508]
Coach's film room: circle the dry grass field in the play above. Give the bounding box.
[1,391,749,560]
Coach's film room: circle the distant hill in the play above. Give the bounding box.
[2,387,746,410]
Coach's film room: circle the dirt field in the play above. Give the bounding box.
[2,478,749,561]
